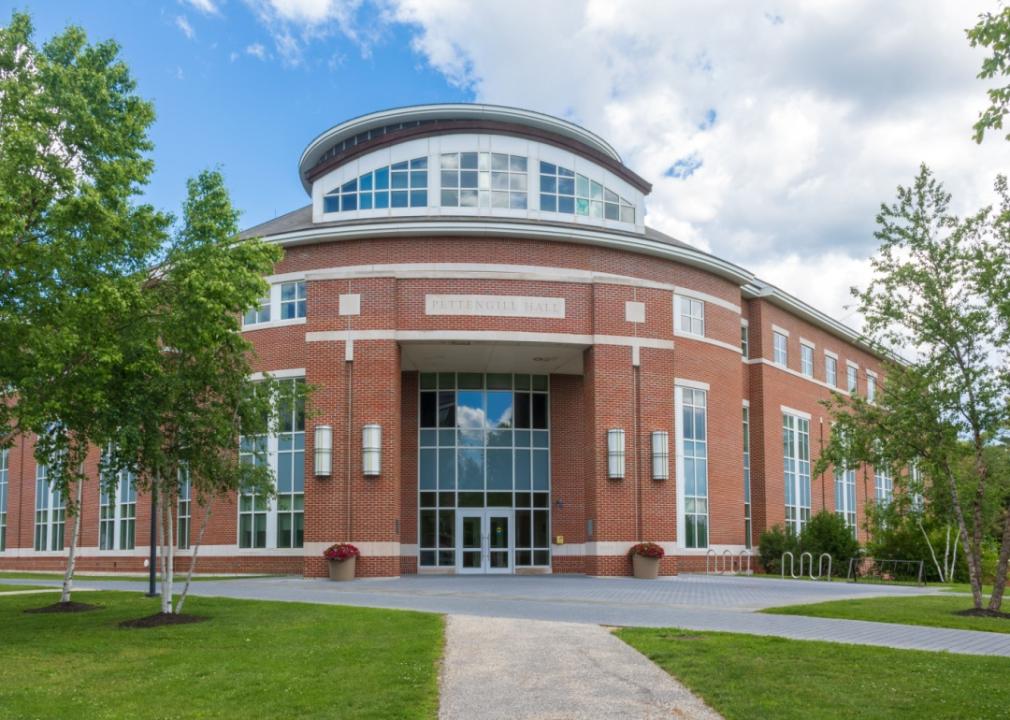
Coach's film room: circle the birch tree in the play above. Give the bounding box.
[818,165,1010,611]
[0,12,168,604]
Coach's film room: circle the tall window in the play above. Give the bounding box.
[0,448,7,551]
[678,386,708,548]
[875,466,893,505]
[99,459,136,551]
[740,323,749,358]
[847,364,859,394]
[743,406,752,549]
[783,413,811,535]
[178,466,191,550]
[800,344,814,377]
[835,467,857,534]
[280,281,307,320]
[239,377,305,549]
[34,462,65,551]
[324,158,427,212]
[441,152,527,209]
[773,331,788,366]
[867,374,877,403]
[418,373,550,568]
[825,355,837,388]
[677,296,705,336]
[538,162,635,222]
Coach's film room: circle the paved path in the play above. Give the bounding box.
[440,615,722,720]
[5,573,1010,657]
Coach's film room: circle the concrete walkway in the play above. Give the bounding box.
[4,573,1010,657]
[440,615,722,720]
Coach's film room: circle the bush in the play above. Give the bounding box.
[757,524,798,574]
[629,542,665,559]
[798,511,860,577]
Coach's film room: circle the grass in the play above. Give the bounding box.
[763,594,1010,634]
[0,571,275,583]
[0,583,52,593]
[619,627,1010,720]
[0,591,443,719]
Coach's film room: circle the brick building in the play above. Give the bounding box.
[0,104,890,578]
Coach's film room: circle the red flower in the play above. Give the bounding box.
[629,542,665,559]
[323,543,360,562]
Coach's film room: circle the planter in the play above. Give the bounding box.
[328,556,356,581]
[632,553,660,579]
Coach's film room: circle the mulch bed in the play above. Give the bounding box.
[954,608,1010,620]
[25,601,101,614]
[119,613,209,629]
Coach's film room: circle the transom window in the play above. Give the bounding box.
[0,448,7,551]
[34,462,65,552]
[773,331,788,366]
[783,413,811,535]
[677,296,705,336]
[239,377,305,549]
[800,344,814,377]
[280,281,306,320]
[440,152,528,209]
[678,386,708,548]
[538,162,635,222]
[323,157,428,212]
[418,373,550,568]
[99,458,136,551]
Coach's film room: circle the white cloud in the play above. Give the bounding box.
[246,42,268,60]
[377,0,1010,324]
[175,15,195,39]
[182,0,222,14]
[242,0,372,64]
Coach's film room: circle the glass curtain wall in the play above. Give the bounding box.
[418,373,550,568]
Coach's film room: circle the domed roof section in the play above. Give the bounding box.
[298,103,628,194]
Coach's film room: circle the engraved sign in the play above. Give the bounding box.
[425,294,566,319]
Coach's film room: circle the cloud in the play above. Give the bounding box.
[175,15,195,39]
[379,0,1010,324]
[242,0,374,64]
[182,0,222,14]
[246,42,268,59]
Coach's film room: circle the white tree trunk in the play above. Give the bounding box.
[160,492,176,614]
[949,531,960,585]
[60,479,85,604]
[175,504,212,615]
[919,519,945,583]
[157,491,169,614]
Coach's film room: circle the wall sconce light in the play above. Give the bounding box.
[651,430,669,481]
[607,429,625,479]
[362,424,381,476]
[314,425,332,477]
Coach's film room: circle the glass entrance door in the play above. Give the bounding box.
[456,509,513,574]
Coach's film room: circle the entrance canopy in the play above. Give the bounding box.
[400,340,585,374]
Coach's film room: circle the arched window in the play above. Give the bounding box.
[323,158,428,213]
[539,162,635,223]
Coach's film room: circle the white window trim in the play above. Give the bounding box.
[771,324,791,337]
[800,343,815,377]
[675,378,710,391]
[674,294,705,338]
[824,349,839,359]
[675,384,709,550]
[780,405,812,420]
[242,281,308,331]
[99,467,136,551]
[799,337,815,349]
[249,368,307,381]
[772,330,789,366]
[783,412,812,534]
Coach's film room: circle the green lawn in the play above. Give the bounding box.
[0,571,274,583]
[619,627,1010,720]
[0,583,52,593]
[763,594,1010,634]
[0,591,443,719]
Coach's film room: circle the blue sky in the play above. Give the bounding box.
[7,1,1010,323]
[11,1,469,228]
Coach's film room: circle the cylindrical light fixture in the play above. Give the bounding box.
[607,429,625,479]
[314,425,332,477]
[651,430,669,481]
[362,424,381,477]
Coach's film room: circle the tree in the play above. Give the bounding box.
[969,6,1010,143]
[0,11,169,603]
[817,165,1010,611]
[111,169,287,617]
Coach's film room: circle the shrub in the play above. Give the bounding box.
[629,542,665,559]
[798,511,860,577]
[757,524,798,574]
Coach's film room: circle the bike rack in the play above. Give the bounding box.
[800,551,813,579]
[781,551,796,579]
[737,549,752,574]
[706,548,718,574]
[722,549,735,574]
[817,553,832,581]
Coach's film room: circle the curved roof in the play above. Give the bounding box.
[298,103,625,193]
